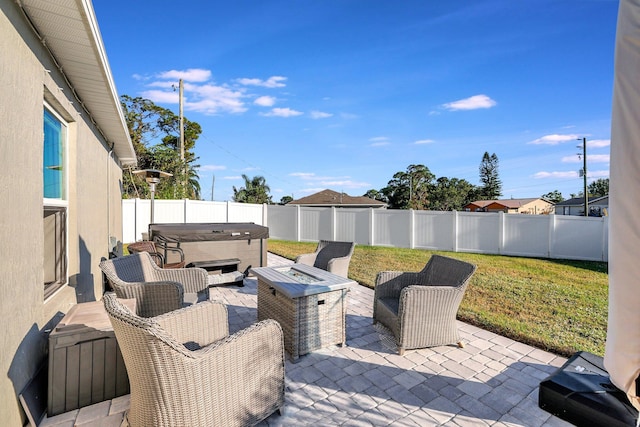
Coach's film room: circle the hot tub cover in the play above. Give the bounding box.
[149,223,269,242]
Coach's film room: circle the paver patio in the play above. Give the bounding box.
[41,254,573,427]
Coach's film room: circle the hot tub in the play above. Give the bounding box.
[148,223,269,275]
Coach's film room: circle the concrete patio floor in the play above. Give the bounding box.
[41,254,573,427]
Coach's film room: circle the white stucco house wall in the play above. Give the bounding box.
[0,0,136,423]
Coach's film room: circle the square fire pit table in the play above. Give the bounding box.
[251,264,356,360]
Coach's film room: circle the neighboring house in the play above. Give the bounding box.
[288,189,387,208]
[554,196,609,217]
[1,1,136,424]
[464,198,554,214]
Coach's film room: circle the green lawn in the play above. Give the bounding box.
[267,239,609,357]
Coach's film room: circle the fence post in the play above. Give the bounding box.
[332,206,337,240]
[409,209,415,249]
[548,214,555,258]
[262,203,268,227]
[498,211,504,255]
[452,211,459,253]
[602,216,608,261]
[369,208,375,246]
[183,199,188,223]
[296,205,301,242]
[226,201,231,222]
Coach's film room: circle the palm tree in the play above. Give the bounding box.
[233,174,272,204]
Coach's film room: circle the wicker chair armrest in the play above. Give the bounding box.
[113,281,184,317]
[295,252,318,266]
[374,271,423,299]
[152,267,209,293]
[326,255,352,278]
[155,300,229,346]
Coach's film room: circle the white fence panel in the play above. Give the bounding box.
[502,214,550,258]
[134,199,150,242]
[122,200,137,244]
[266,205,297,240]
[299,207,332,241]
[456,212,500,254]
[551,215,606,261]
[413,211,455,251]
[373,210,411,247]
[334,208,370,244]
[185,200,229,223]
[227,202,265,224]
[153,200,186,224]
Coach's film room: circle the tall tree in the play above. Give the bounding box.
[120,95,202,200]
[588,178,609,197]
[542,190,564,203]
[280,195,293,205]
[381,164,435,209]
[233,174,273,204]
[479,152,502,200]
[430,177,479,211]
[363,189,387,203]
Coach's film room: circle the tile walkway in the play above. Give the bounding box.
[41,254,573,427]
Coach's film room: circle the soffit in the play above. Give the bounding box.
[19,0,137,166]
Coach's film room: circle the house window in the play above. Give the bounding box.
[43,106,68,298]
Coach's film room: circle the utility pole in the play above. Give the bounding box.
[578,137,588,216]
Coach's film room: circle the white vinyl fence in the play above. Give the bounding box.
[122,199,267,243]
[266,205,609,262]
[122,200,609,262]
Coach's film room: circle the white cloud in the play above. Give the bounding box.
[237,76,287,88]
[428,110,441,116]
[589,170,610,178]
[588,139,611,148]
[528,134,580,145]
[260,107,303,117]
[223,176,242,180]
[199,165,226,171]
[369,136,390,147]
[157,68,212,83]
[414,139,435,145]
[289,173,368,188]
[254,96,276,107]
[290,172,316,178]
[139,89,179,103]
[442,94,496,111]
[310,110,333,119]
[186,83,247,114]
[321,179,370,189]
[533,171,579,179]
[561,154,610,163]
[141,69,248,115]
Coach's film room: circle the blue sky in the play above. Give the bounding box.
[93,0,618,202]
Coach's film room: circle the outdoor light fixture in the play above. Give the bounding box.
[132,169,172,225]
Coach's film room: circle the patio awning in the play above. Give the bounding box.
[604,0,640,411]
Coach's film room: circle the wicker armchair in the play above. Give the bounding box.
[102,292,285,427]
[373,255,477,355]
[99,252,209,317]
[127,240,186,269]
[295,240,355,278]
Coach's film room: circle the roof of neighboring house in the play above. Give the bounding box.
[555,195,609,206]
[288,189,387,207]
[19,0,137,166]
[466,198,551,209]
